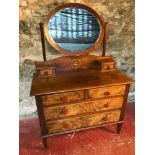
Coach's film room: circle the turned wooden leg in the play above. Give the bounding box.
[42,137,48,149]
[116,123,123,134]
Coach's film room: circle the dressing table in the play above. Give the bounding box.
[30,3,133,149]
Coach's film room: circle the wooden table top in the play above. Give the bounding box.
[30,69,133,96]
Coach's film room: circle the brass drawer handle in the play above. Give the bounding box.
[102,115,108,121]
[61,108,68,115]
[63,123,69,129]
[106,66,110,70]
[60,96,67,103]
[103,91,110,96]
[104,103,109,108]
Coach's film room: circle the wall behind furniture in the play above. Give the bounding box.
[19,0,135,118]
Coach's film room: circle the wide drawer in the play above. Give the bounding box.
[43,97,123,120]
[88,85,125,99]
[46,110,121,134]
[42,90,84,105]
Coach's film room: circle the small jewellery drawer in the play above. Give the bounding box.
[46,110,121,134]
[88,85,125,99]
[43,97,123,120]
[42,91,84,105]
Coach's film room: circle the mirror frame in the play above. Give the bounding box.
[44,3,104,56]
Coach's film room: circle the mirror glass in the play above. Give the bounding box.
[48,7,101,52]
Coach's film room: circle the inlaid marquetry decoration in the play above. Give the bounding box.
[71,58,81,69]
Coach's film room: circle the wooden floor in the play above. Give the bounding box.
[19,102,135,155]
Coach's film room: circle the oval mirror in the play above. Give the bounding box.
[44,3,104,56]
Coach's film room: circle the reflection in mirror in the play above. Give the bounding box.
[48,8,100,52]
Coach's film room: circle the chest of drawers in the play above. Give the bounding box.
[30,65,133,149]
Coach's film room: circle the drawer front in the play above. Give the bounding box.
[44,97,123,120]
[42,91,84,105]
[47,110,121,134]
[88,85,125,99]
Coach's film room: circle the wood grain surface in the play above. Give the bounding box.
[42,90,84,105]
[30,69,133,96]
[88,85,125,99]
[43,97,123,120]
[46,110,121,134]
[35,55,115,73]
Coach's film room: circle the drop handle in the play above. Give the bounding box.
[103,91,110,96]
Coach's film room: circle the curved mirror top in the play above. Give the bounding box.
[47,7,101,52]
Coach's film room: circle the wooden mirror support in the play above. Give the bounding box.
[39,23,46,61]
[30,3,134,149]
